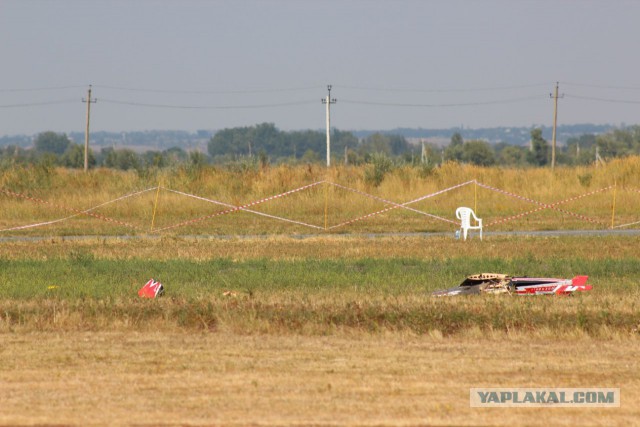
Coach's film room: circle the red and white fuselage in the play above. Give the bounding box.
[512,275,592,295]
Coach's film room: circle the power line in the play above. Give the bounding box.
[99,98,316,109]
[334,82,550,93]
[92,84,324,95]
[0,85,86,93]
[565,94,640,105]
[563,82,640,91]
[0,82,553,94]
[0,100,78,108]
[340,95,543,108]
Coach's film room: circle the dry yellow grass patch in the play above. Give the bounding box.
[0,234,639,261]
[2,158,640,235]
[0,332,637,426]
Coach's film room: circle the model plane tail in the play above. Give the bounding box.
[571,275,589,286]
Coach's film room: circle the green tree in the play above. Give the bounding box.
[207,126,252,158]
[444,132,464,162]
[61,143,95,169]
[301,149,320,163]
[288,130,324,160]
[207,123,360,164]
[104,148,140,170]
[387,135,410,155]
[251,123,280,156]
[34,131,71,155]
[163,147,188,165]
[595,127,640,159]
[358,133,409,157]
[208,123,283,160]
[332,129,359,162]
[499,145,527,166]
[450,132,463,147]
[141,151,167,168]
[461,140,496,166]
[566,134,596,165]
[418,142,442,167]
[364,152,394,187]
[360,133,392,156]
[189,151,208,167]
[527,128,549,166]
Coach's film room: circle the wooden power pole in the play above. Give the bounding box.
[321,85,337,167]
[82,85,97,172]
[550,82,563,170]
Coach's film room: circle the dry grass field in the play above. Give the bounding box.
[0,158,639,235]
[1,161,639,425]
[0,235,638,425]
[1,332,638,426]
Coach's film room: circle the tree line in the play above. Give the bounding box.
[2,123,640,171]
[207,122,640,167]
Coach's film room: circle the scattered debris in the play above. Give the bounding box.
[432,273,592,296]
[138,279,164,298]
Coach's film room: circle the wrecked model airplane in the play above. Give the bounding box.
[432,273,592,296]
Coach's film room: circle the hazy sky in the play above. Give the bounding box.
[1,0,639,135]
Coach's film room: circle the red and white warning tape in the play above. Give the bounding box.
[162,187,324,230]
[610,186,640,229]
[613,220,640,229]
[623,187,640,194]
[328,180,474,230]
[0,179,634,234]
[155,181,325,232]
[476,182,613,227]
[327,182,460,224]
[0,187,155,232]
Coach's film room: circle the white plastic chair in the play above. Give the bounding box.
[455,207,483,241]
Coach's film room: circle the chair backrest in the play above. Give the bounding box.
[456,207,474,226]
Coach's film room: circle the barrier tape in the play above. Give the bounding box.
[609,186,640,229]
[617,186,640,194]
[406,180,476,206]
[155,181,325,232]
[0,215,80,232]
[162,187,324,230]
[328,182,460,224]
[478,183,613,227]
[0,179,634,234]
[328,180,474,230]
[613,220,640,229]
[0,187,155,232]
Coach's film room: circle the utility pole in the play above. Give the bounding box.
[82,85,97,172]
[550,81,563,170]
[322,85,337,167]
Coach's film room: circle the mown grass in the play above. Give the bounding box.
[2,253,639,299]
[1,237,639,336]
[3,332,636,426]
